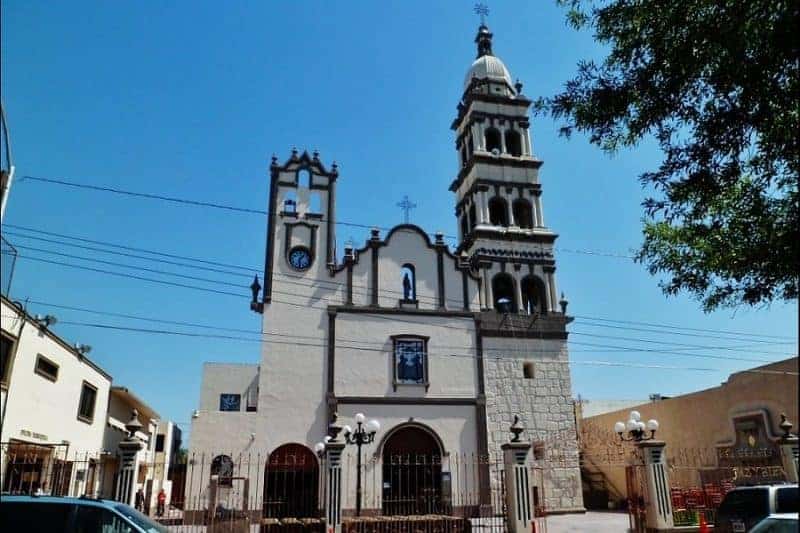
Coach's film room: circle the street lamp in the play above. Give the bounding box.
[345,413,381,516]
[314,413,380,516]
[614,410,659,442]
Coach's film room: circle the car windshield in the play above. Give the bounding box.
[718,488,770,517]
[113,503,169,533]
[775,487,798,513]
[750,517,799,533]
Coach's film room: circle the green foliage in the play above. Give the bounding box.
[538,0,799,310]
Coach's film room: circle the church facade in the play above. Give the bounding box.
[188,23,583,516]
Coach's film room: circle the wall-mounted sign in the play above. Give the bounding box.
[714,412,786,485]
[20,429,48,441]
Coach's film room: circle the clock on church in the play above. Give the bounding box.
[288,246,312,270]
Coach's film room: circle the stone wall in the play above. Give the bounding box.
[483,336,584,512]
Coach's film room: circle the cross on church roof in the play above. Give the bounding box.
[396,195,417,224]
[474,3,490,25]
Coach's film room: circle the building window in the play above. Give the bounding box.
[505,129,522,157]
[282,190,297,214]
[401,264,416,301]
[155,434,165,452]
[219,393,241,412]
[1,334,14,385]
[523,362,535,379]
[77,381,97,423]
[512,198,533,229]
[492,273,517,312]
[391,335,429,391]
[298,168,312,188]
[211,454,234,487]
[485,127,502,153]
[488,197,508,226]
[34,354,59,382]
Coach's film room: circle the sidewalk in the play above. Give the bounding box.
[544,511,629,533]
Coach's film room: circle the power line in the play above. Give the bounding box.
[5,313,794,377]
[6,274,791,364]
[17,175,636,259]
[16,298,796,361]
[571,314,796,341]
[4,223,795,344]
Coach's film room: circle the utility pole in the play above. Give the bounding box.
[1,102,15,222]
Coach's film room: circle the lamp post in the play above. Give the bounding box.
[317,412,380,516]
[614,410,659,442]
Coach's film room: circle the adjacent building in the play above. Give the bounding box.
[1,295,112,496]
[0,294,180,504]
[579,357,799,508]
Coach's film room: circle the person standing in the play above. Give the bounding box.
[156,488,166,517]
[135,488,145,511]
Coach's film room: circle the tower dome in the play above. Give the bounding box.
[463,24,514,92]
[463,55,513,90]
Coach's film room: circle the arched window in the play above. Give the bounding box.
[468,203,477,230]
[513,198,533,229]
[460,214,469,239]
[505,129,522,157]
[298,168,312,188]
[485,127,502,153]
[401,264,416,301]
[492,273,517,313]
[488,197,508,226]
[521,275,547,315]
[461,144,468,168]
[210,454,234,487]
[466,134,473,160]
[283,190,297,214]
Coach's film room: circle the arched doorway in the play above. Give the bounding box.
[263,444,319,519]
[381,425,445,515]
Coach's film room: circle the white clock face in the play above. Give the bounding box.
[289,247,312,270]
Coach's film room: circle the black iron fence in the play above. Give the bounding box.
[1,445,577,532]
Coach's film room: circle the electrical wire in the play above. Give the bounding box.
[3,225,796,344]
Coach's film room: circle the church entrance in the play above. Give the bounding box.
[381,425,445,516]
[263,444,319,519]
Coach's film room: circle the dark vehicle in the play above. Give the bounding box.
[714,484,798,533]
[0,494,169,533]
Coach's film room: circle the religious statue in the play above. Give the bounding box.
[403,272,413,300]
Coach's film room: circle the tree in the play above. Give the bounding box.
[537,0,799,311]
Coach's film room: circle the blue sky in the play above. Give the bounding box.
[2,1,796,439]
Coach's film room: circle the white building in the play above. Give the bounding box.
[189,23,583,516]
[1,295,181,505]
[1,295,112,496]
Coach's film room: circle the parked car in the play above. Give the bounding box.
[0,494,169,533]
[749,513,799,533]
[714,484,798,533]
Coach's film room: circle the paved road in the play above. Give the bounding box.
[543,511,630,533]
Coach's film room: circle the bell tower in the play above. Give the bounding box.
[452,23,559,315]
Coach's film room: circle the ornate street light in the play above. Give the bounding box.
[614,410,659,442]
[314,412,380,517]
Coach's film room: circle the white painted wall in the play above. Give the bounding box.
[1,299,111,454]
[334,313,477,398]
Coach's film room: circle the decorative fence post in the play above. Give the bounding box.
[116,409,145,506]
[637,440,674,531]
[501,416,533,533]
[323,414,346,533]
[779,414,799,483]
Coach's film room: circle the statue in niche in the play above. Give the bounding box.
[403,272,413,300]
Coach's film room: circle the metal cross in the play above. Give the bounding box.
[474,3,489,24]
[396,195,417,224]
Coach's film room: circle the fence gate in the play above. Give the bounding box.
[625,464,647,533]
